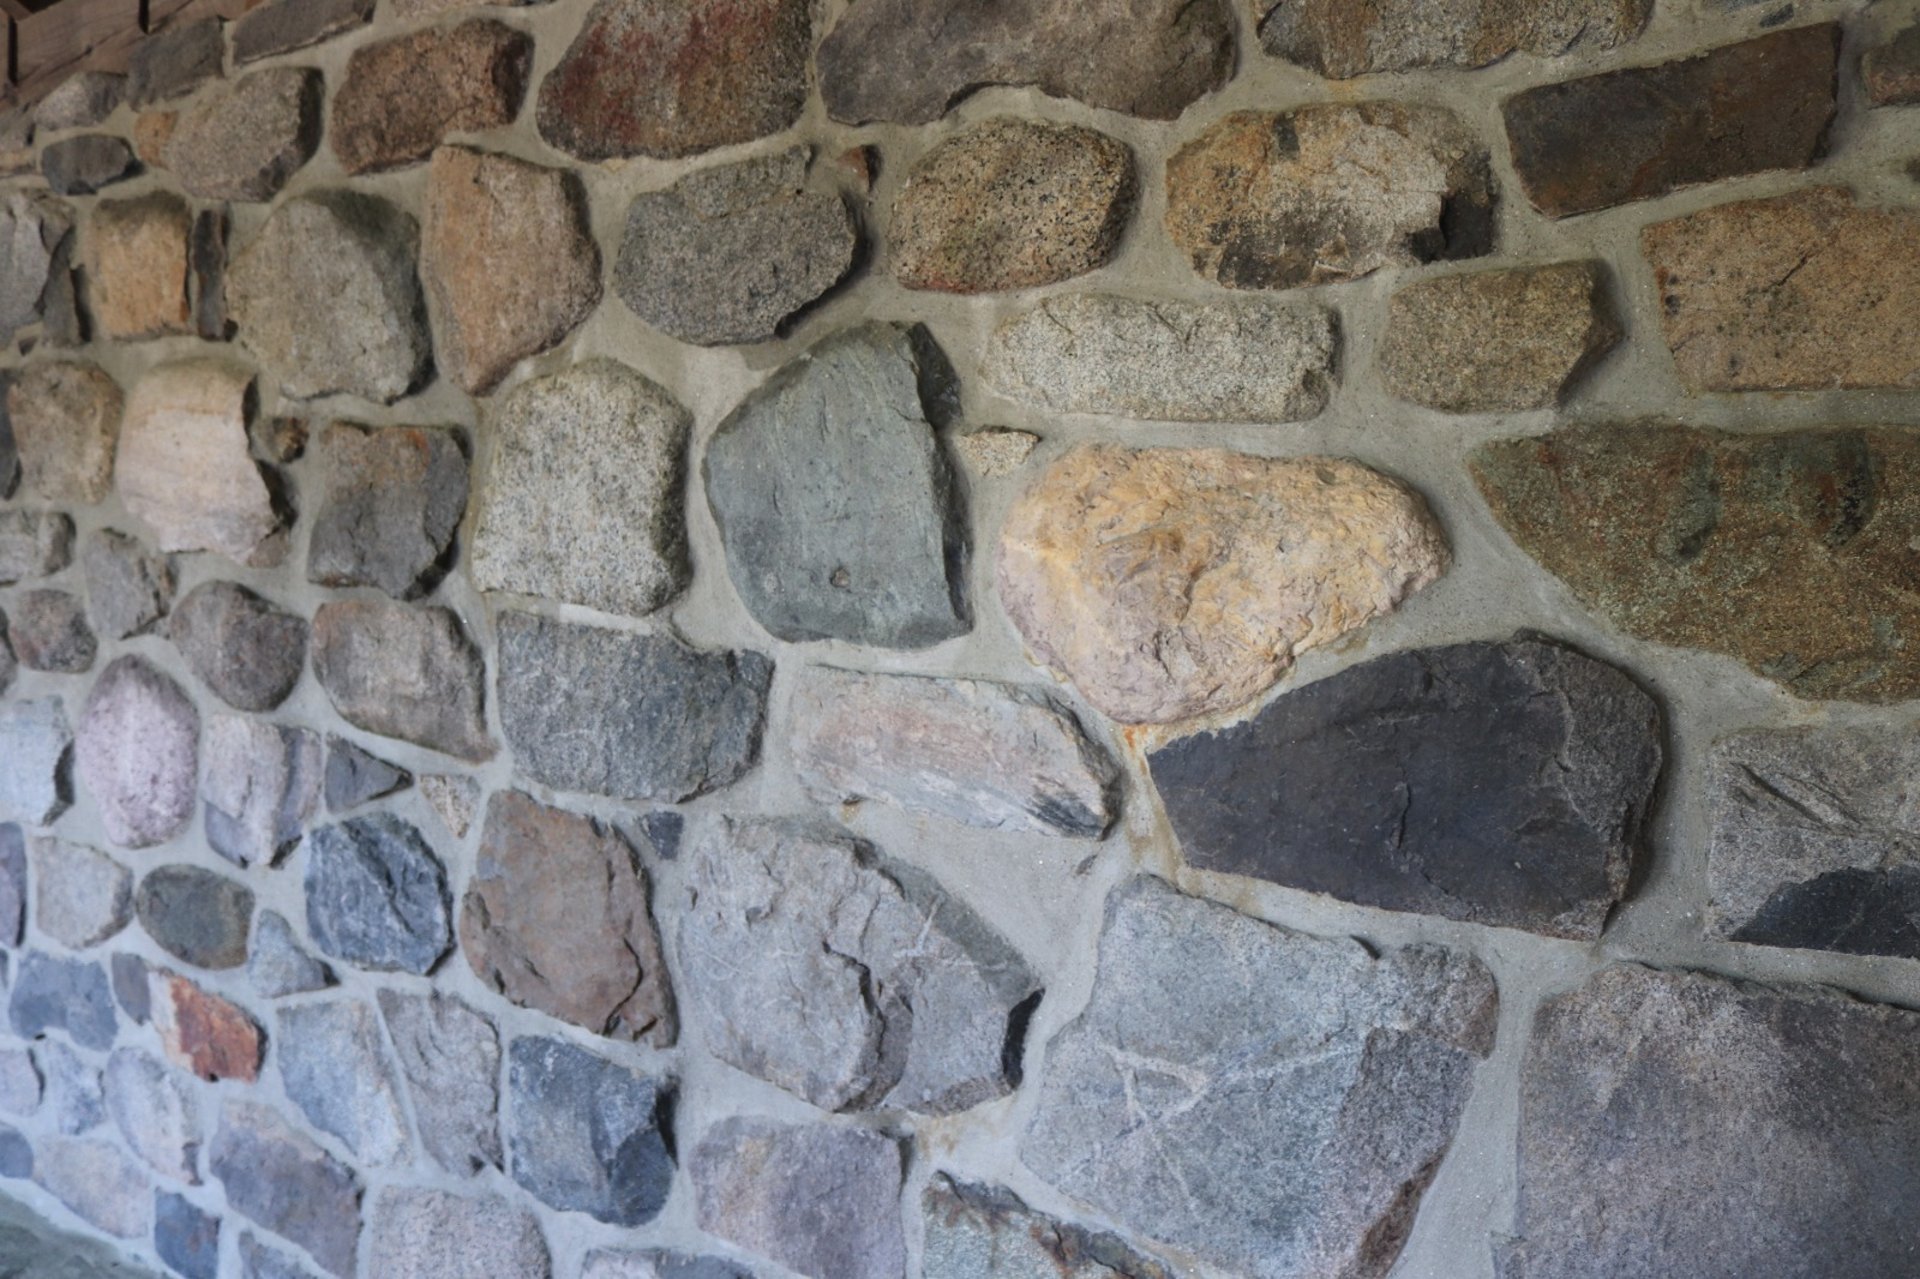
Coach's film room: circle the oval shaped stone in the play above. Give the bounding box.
[134,865,254,970]
[76,656,199,849]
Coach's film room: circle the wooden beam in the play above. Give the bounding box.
[14,0,138,85]
[0,3,32,25]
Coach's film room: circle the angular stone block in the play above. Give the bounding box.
[311,601,492,762]
[506,1037,673,1227]
[307,422,467,600]
[331,21,531,175]
[305,814,451,975]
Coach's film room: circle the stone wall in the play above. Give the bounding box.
[0,0,1918,1276]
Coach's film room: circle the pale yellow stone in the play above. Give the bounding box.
[86,193,192,341]
[116,360,282,564]
[955,428,1038,478]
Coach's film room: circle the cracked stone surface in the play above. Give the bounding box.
[305,814,452,975]
[377,990,500,1175]
[506,1037,673,1227]
[278,1000,412,1167]
[311,601,493,762]
[0,192,75,344]
[922,1176,1174,1279]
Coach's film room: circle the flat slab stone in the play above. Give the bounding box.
[471,361,690,619]
[171,582,307,713]
[999,444,1448,724]
[149,970,264,1083]
[104,1048,200,1184]
[506,1037,673,1227]
[0,511,74,584]
[706,323,967,646]
[790,666,1119,839]
[922,1176,1173,1279]
[1472,422,1920,702]
[1151,636,1662,939]
[30,837,131,950]
[163,68,323,203]
[247,911,335,999]
[367,1188,550,1279]
[311,601,493,762]
[1642,186,1920,392]
[76,656,198,849]
[377,990,500,1175]
[1504,965,1920,1278]
[9,591,95,673]
[305,814,452,975]
[135,864,253,970]
[10,954,116,1049]
[0,1187,166,1276]
[210,1102,361,1279]
[1504,25,1838,218]
[0,698,71,825]
[1166,105,1493,290]
[34,1139,149,1238]
[496,612,769,802]
[9,360,121,502]
[233,0,375,64]
[277,1000,412,1167]
[322,738,408,813]
[1023,876,1495,1279]
[985,294,1334,423]
[201,715,321,868]
[1257,0,1650,76]
[679,817,1039,1114]
[86,194,193,341]
[819,0,1231,124]
[307,422,468,600]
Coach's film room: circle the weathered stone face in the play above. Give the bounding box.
[678,817,1040,1114]
[1642,187,1920,392]
[1165,105,1494,290]
[922,1177,1174,1279]
[377,990,500,1175]
[311,601,493,762]
[163,68,324,203]
[233,0,376,64]
[201,717,322,869]
[127,19,223,109]
[0,192,74,344]
[8,360,121,504]
[581,1253,752,1279]
[0,511,74,584]
[149,970,265,1083]
[0,827,23,945]
[707,323,968,646]
[104,1048,200,1184]
[368,1188,551,1279]
[211,1102,362,1279]
[76,656,198,849]
[1472,422,1920,702]
[333,20,531,176]
[308,423,468,600]
[1256,0,1651,77]
[37,1038,103,1135]
[40,135,135,196]
[999,444,1448,724]
[506,1037,673,1226]
[418,774,478,839]
[85,194,193,341]
[892,119,1135,294]
[278,1001,412,1167]
[0,697,71,825]
[1505,965,1920,1278]
[154,1193,218,1279]
[1024,877,1495,1279]
[819,0,1233,123]
[8,590,95,674]
[1866,22,1920,105]
[10,953,116,1049]
[33,1138,149,1238]
[305,814,452,975]
[248,910,335,1000]
[35,71,125,131]
[135,864,254,971]
[955,428,1038,479]
[323,738,409,814]
[1504,25,1838,218]
[171,583,308,713]
[30,837,130,950]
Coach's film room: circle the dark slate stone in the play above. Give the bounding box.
[304,815,451,975]
[41,136,136,196]
[0,825,24,946]
[233,0,374,64]
[128,20,226,109]
[210,1102,361,1279]
[496,611,771,803]
[1503,25,1839,217]
[1151,636,1661,940]
[506,1036,673,1227]
[154,1192,218,1279]
[0,370,16,498]
[169,582,307,713]
[1505,965,1920,1278]
[10,953,116,1050]
[110,953,150,1024]
[189,210,227,342]
[322,738,409,813]
[134,866,253,971]
[0,1125,30,1178]
[705,322,969,647]
[636,810,684,862]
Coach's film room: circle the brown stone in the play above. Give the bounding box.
[461,791,674,1045]
[133,112,177,169]
[311,601,494,762]
[149,970,264,1083]
[163,67,324,203]
[998,444,1450,725]
[892,118,1135,294]
[1379,262,1619,412]
[8,360,121,504]
[86,193,193,341]
[1644,187,1920,393]
[1165,104,1494,291]
[422,146,601,395]
[1503,25,1838,218]
[535,0,811,161]
[1256,0,1651,77]
[1866,23,1920,106]
[330,20,532,176]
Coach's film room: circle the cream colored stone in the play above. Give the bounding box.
[955,428,1038,478]
[86,193,192,341]
[116,361,283,564]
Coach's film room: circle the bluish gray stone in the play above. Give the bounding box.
[134,865,253,970]
[29,837,132,950]
[34,1137,151,1238]
[0,697,72,826]
[110,953,150,1024]
[37,1039,104,1135]
[0,1046,38,1117]
[506,1037,673,1227]
[210,1102,361,1279]
[154,1193,218,1279]
[10,953,116,1050]
[240,1234,318,1279]
[105,1048,200,1184]
[377,990,499,1175]
[246,912,334,999]
[322,738,409,813]
[305,815,451,975]
[233,0,375,64]
[41,136,136,196]
[276,1001,411,1167]
[169,582,307,714]
[0,1125,30,1179]
[200,716,321,868]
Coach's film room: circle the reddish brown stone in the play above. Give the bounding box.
[331,20,532,176]
[1866,23,1920,107]
[149,970,264,1083]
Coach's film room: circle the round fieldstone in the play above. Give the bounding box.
[75,656,199,849]
[331,21,531,175]
[134,865,254,970]
[7,360,121,504]
[169,582,307,713]
[9,590,96,674]
[161,67,322,203]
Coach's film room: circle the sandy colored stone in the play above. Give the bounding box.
[955,428,1038,478]
[86,192,191,341]
[892,118,1135,294]
[998,444,1449,724]
[331,20,532,176]
[1257,0,1650,77]
[149,969,264,1083]
[133,111,177,168]
[8,360,121,503]
[423,146,601,395]
[1643,187,1920,392]
[163,67,323,203]
[1165,105,1494,291]
[1867,22,1920,106]
[1380,262,1619,412]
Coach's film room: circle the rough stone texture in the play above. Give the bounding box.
[0,827,23,945]
[41,136,136,196]
[986,294,1335,423]
[1380,262,1618,412]
[1866,22,1920,106]
[0,511,75,584]
[791,666,1119,839]
[707,324,966,645]
[581,1253,752,1279]
[418,775,478,840]
[171,583,307,713]
[35,72,126,132]
[0,1046,36,1118]
[228,192,431,404]
[536,0,810,161]
[0,372,13,499]
[471,361,690,619]
[506,1037,673,1227]
[10,591,96,673]
[149,970,264,1083]
[462,791,675,1045]
[210,1102,362,1279]
[999,444,1449,724]
[153,1193,218,1279]
[393,0,548,11]
[30,837,132,949]
[163,69,323,203]
[1257,0,1650,76]
[377,990,500,1175]
[368,1188,549,1279]
[0,1126,27,1179]
[9,360,122,502]
[1473,422,1920,702]
[1504,25,1839,218]
[134,865,252,970]
[37,1038,104,1134]
[200,716,321,869]
[322,739,408,813]
[86,194,192,341]
[892,120,1134,294]
[308,422,468,600]
[311,601,492,762]
[1642,187,1920,392]
[1504,965,1920,1278]
[1165,105,1494,290]
[76,656,198,849]
[0,622,11,696]
[34,1139,150,1238]
[233,0,375,64]
[0,697,72,825]
[84,530,172,641]
[0,192,75,344]
[127,20,223,109]
[247,911,335,999]
[691,1118,905,1279]
[922,1176,1173,1279]
[278,1001,412,1167]
[681,817,1039,1114]
[615,148,854,347]
[331,21,531,176]
[104,1049,200,1184]
[423,146,601,395]
[116,360,283,564]
[1024,876,1496,1279]
[956,429,1037,478]
[10,954,116,1049]
[305,815,452,975]
[1152,636,1662,939]
[496,612,770,802]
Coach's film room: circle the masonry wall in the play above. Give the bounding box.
[2,1,1920,1277]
